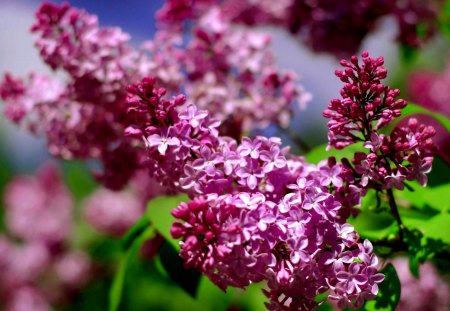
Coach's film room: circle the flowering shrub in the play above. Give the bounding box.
[0,1,449,311]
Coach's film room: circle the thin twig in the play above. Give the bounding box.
[386,188,405,241]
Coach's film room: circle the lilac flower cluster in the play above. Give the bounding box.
[323,52,435,190]
[157,0,442,57]
[0,163,90,311]
[0,2,307,189]
[125,77,384,309]
[0,2,151,190]
[181,7,307,134]
[157,0,292,31]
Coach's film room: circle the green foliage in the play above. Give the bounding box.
[109,226,155,311]
[422,184,450,212]
[146,194,189,250]
[358,264,401,311]
[62,161,97,201]
[61,279,111,311]
[419,213,450,243]
[146,194,207,299]
[158,240,202,298]
[399,44,418,64]
[404,229,447,277]
[438,0,450,40]
[305,142,364,164]
[121,215,151,251]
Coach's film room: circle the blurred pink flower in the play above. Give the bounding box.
[84,188,144,236]
[4,163,73,244]
[391,258,450,311]
[6,287,51,311]
[54,251,91,289]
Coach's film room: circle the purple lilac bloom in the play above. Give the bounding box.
[1,2,308,191]
[323,52,435,194]
[157,0,442,57]
[125,77,384,310]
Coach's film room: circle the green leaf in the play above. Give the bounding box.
[109,227,154,311]
[196,276,234,311]
[62,161,97,201]
[408,255,420,278]
[121,214,151,251]
[400,44,418,64]
[420,213,450,243]
[438,0,450,40]
[146,194,189,250]
[361,263,401,311]
[306,142,364,164]
[158,240,202,298]
[423,184,450,212]
[349,210,395,240]
[395,181,427,210]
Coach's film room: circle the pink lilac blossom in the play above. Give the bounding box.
[83,188,145,236]
[125,77,384,309]
[408,58,450,118]
[157,0,442,57]
[0,163,91,310]
[323,52,435,192]
[391,257,450,311]
[1,2,308,189]
[4,162,73,244]
[0,2,152,190]
[182,7,307,133]
[5,286,52,311]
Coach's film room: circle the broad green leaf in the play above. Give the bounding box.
[361,264,401,311]
[438,0,450,40]
[121,214,151,251]
[109,247,132,311]
[349,206,396,240]
[423,184,450,212]
[109,227,154,311]
[395,181,427,210]
[196,276,234,311]
[306,142,364,164]
[62,161,97,201]
[147,194,189,250]
[158,240,202,298]
[420,213,450,243]
[232,283,266,311]
[358,223,397,241]
[427,157,450,187]
[408,255,420,278]
[400,44,418,64]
